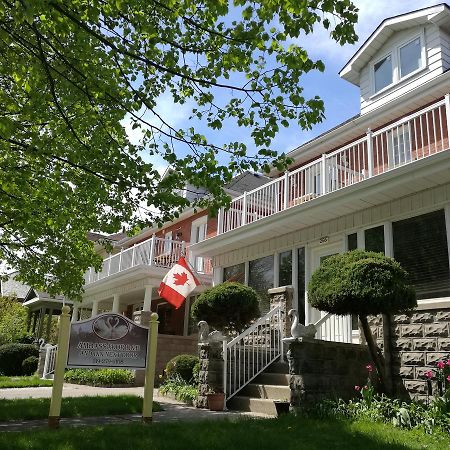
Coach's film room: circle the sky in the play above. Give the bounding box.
[125,0,443,175]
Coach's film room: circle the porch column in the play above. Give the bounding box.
[91,300,99,317]
[26,309,32,332]
[71,304,79,323]
[183,296,191,336]
[143,285,153,312]
[112,294,120,313]
[45,308,54,341]
[36,307,45,338]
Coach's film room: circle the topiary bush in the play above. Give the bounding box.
[21,356,39,376]
[165,354,199,383]
[0,343,39,376]
[191,282,260,334]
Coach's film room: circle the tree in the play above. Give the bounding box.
[308,250,416,393]
[0,1,358,299]
[0,296,30,345]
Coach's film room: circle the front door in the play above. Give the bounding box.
[309,241,352,343]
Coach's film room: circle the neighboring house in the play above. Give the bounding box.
[192,3,450,346]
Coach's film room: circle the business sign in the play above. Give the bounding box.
[67,313,149,369]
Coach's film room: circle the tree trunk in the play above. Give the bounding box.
[359,315,386,394]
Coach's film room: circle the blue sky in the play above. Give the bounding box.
[124,0,442,175]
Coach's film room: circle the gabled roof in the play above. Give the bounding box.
[340,3,450,86]
[1,273,29,300]
[225,171,271,194]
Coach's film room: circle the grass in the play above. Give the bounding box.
[0,375,53,388]
[0,415,448,450]
[0,395,161,421]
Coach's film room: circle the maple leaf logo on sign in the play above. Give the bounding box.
[173,272,188,286]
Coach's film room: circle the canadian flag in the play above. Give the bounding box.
[158,257,200,309]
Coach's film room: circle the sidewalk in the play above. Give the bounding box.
[0,384,271,432]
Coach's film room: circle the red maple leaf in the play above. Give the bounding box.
[173,272,189,286]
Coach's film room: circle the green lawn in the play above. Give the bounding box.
[0,395,161,421]
[0,415,448,450]
[0,376,53,388]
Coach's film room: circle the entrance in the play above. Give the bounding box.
[309,241,352,343]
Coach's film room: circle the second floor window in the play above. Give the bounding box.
[374,54,393,93]
[399,37,422,78]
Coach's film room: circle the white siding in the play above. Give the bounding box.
[441,29,450,71]
[213,183,450,268]
[361,24,445,114]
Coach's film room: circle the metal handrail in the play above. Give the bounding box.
[42,344,58,379]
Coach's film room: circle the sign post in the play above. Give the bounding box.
[142,312,159,423]
[48,305,71,428]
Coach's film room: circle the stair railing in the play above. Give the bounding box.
[223,305,283,401]
[42,344,58,379]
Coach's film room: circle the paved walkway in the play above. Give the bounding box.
[0,384,271,432]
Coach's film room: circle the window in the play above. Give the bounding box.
[347,233,358,251]
[190,218,207,272]
[164,231,172,253]
[365,226,385,254]
[223,263,245,284]
[249,255,274,313]
[279,251,292,287]
[388,125,411,167]
[393,210,450,300]
[399,37,422,78]
[374,54,393,93]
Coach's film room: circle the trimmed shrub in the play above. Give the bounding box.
[21,356,39,376]
[64,368,134,386]
[308,250,416,316]
[165,354,199,383]
[0,343,39,376]
[191,282,260,334]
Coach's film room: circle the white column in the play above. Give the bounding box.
[91,300,99,317]
[292,247,299,312]
[273,252,280,288]
[112,294,120,313]
[143,285,153,312]
[183,296,191,336]
[71,304,79,323]
[213,267,223,286]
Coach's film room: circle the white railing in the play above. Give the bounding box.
[314,313,352,343]
[219,95,450,234]
[42,344,58,379]
[223,305,283,401]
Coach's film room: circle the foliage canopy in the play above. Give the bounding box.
[191,282,260,334]
[308,250,417,316]
[0,296,30,346]
[1,0,358,298]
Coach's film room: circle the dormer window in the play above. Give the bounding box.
[374,54,393,92]
[372,31,426,96]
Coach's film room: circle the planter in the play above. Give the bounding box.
[274,400,290,417]
[206,392,225,411]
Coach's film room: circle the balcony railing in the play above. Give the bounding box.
[84,236,212,285]
[218,95,450,234]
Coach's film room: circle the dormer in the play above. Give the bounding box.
[340,3,450,115]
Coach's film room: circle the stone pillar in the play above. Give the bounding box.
[197,340,224,408]
[91,300,99,317]
[143,285,153,311]
[112,294,120,313]
[268,286,294,338]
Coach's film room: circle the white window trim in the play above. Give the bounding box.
[370,29,427,98]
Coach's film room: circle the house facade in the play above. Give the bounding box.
[192,4,450,349]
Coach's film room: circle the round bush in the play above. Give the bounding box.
[191,282,260,334]
[165,354,199,383]
[0,343,39,376]
[21,355,39,376]
[308,250,416,316]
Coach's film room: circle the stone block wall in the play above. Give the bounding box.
[197,340,224,408]
[368,308,450,402]
[286,338,371,407]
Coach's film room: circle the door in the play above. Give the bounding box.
[190,218,207,273]
[309,242,352,343]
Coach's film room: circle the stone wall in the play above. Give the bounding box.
[197,340,224,408]
[286,338,371,407]
[368,307,450,401]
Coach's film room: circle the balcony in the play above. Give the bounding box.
[217,96,450,235]
[84,236,212,286]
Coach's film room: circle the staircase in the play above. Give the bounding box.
[227,360,290,416]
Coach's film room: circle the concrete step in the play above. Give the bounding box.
[254,372,290,385]
[227,396,277,416]
[239,383,290,400]
[266,361,289,374]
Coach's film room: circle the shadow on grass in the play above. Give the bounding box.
[0,415,448,450]
[0,395,160,421]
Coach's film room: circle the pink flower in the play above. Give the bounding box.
[447,375,450,382]
[354,385,361,391]
[366,364,373,372]
[437,361,445,369]
[425,371,433,379]
[446,360,450,366]
[363,385,368,390]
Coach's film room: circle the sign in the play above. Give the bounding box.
[67,313,148,369]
